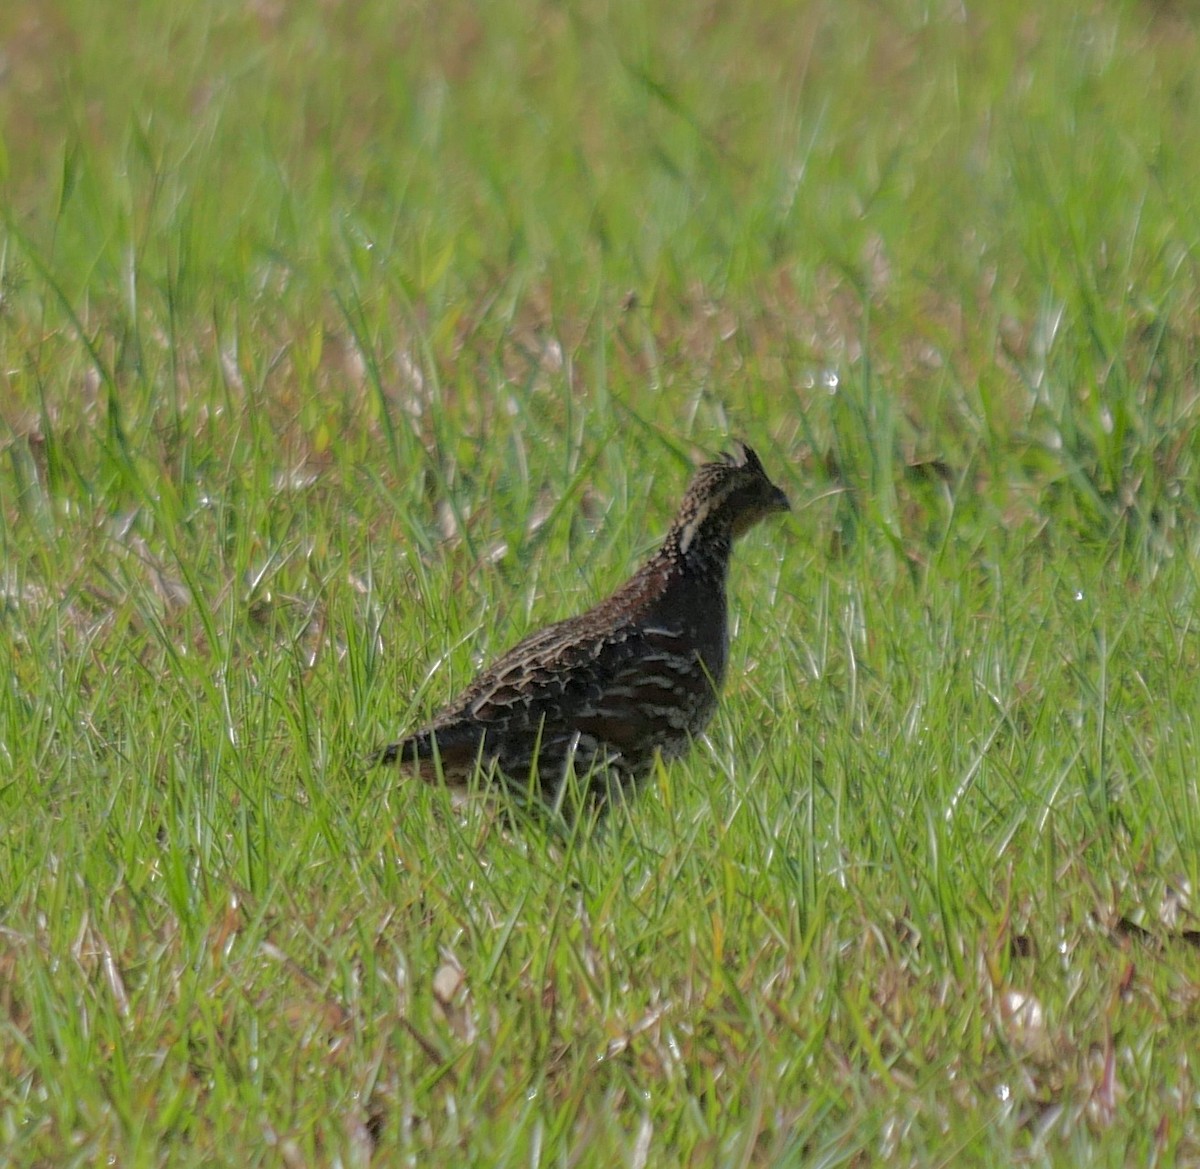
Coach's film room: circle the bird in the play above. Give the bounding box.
[377,440,790,816]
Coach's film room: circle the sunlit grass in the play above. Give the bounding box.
[3,0,1200,1164]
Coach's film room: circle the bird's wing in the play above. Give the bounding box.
[456,619,710,755]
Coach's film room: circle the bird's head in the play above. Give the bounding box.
[673,441,790,554]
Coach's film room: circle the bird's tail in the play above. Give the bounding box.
[372,724,485,783]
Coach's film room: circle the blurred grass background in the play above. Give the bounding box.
[3,1,1200,1164]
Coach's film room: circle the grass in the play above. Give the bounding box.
[3,0,1200,1163]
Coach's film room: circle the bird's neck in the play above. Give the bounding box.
[645,520,732,684]
[660,511,734,584]
[609,503,735,622]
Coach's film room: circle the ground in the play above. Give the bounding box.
[2,1,1200,1164]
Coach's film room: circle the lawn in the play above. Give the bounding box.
[3,0,1200,1164]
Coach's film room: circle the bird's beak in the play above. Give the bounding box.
[772,486,791,513]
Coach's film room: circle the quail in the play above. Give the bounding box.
[378,440,789,813]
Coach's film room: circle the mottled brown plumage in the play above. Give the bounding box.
[378,440,789,813]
